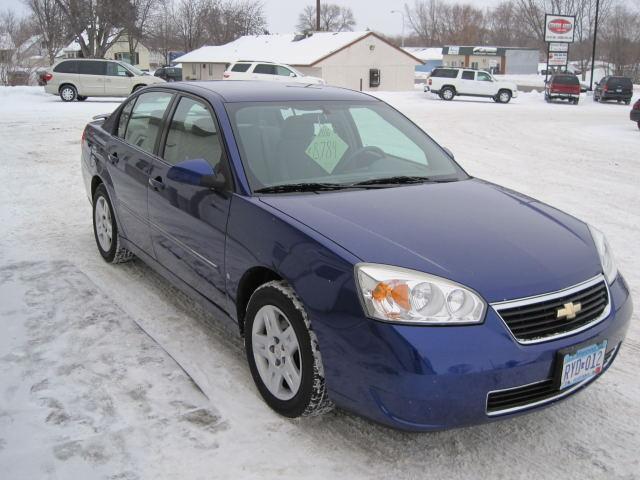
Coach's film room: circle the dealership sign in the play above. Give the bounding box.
[548,52,568,66]
[544,14,576,42]
[549,42,569,53]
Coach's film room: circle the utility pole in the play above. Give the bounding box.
[589,0,600,90]
[316,0,321,31]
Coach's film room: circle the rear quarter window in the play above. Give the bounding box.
[231,63,251,72]
[53,61,78,74]
[431,69,458,79]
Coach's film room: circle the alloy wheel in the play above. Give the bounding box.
[499,92,511,103]
[61,87,75,101]
[94,196,113,252]
[251,304,302,401]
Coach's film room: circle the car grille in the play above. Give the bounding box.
[493,278,609,343]
[486,346,617,415]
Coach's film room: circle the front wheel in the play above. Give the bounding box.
[497,90,512,103]
[440,87,455,101]
[92,184,133,264]
[59,85,77,102]
[245,281,333,418]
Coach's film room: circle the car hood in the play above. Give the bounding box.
[260,179,602,303]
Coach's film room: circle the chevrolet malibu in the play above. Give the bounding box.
[82,81,632,430]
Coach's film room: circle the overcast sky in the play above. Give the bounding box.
[1,0,502,36]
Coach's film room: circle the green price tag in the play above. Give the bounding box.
[305,125,348,174]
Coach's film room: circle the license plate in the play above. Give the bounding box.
[616,88,622,92]
[559,340,607,390]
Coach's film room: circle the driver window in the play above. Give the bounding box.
[276,66,294,77]
[477,72,492,82]
[107,62,130,77]
[349,107,426,165]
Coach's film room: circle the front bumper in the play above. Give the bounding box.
[316,275,632,431]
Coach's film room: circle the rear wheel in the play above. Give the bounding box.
[441,87,455,101]
[245,281,333,418]
[92,184,133,264]
[637,122,640,130]
[59,85,77,102]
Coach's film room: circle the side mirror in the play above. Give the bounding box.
[126,71,133,77]
[167,158,226,190]
[443,147,455,159]
[289,72,296,77]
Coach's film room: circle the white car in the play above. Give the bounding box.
[425,67,518,103]
[43,59,164,101]
[223,61,325,85]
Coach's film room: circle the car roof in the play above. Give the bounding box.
[153,80,379,103]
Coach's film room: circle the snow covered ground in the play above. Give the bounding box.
[0,86,639,479]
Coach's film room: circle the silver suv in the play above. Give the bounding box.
[43,59,165,102]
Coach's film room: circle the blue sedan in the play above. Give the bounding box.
[81,81,633,431]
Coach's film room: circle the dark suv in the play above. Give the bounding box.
[154,66,182,82]
[594,76,633,104]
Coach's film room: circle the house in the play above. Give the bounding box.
[175,31,423,91]
[15,35,49,68]
[403,47,443,77]
[442,46,539,75]
[56,33,155,70]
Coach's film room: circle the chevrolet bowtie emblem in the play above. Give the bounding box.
[557,302,582,320]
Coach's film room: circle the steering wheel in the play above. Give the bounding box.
[333,146,386,174]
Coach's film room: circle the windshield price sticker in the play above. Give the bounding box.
[305,124,348,173]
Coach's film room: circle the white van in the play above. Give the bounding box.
[44,59,165,101]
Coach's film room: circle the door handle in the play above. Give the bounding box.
[149,176,165,191]
[108,151,119,164]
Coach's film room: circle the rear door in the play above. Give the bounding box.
[77,60,106,95]
[107,90,174,254]
[148,94,231,309]
[458,70,476,94]
[105,61,134,96]
[252,63,278,81]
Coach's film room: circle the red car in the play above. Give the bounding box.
[631,99,640,130]
[545,74,581,104]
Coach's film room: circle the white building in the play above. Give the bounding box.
[175,31,423,91]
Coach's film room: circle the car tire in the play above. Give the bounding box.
[92,184,134,264]
[441,87,455,101]
[637,121,640,131]
[497,90,512,103]
[625,100,631,105]
[77,95,87,101]
[544,93,550,103]
[59,84,77,102]
[593,94,598,102]
[244,281,334,418]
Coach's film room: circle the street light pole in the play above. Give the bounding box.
[390,10,405,48]
[589,0,600,90]
[316,0,321,31]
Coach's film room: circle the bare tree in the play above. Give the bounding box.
[405,0,441,45]
[174,0,210,51]
[120,0,157,64]
[25,0,67,64]
[147,0,180,63]
[53,0,129,58]
[601,2,640,77]
[296,3,356,32]
[206,0,266,45]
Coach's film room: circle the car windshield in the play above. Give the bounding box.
[226,100,468,192]
[120,62,145,76]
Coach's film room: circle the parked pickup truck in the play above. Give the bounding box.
[425,67,518,103]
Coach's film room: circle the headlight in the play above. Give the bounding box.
[355,264,486,325]
[588,225,618,284]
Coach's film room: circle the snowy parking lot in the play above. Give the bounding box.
[0,85,638,479]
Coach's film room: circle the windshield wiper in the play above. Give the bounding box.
[348,176,456,187]
[254,182,350,194]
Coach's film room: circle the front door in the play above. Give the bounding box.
[148,95,231,310]
[77,60,106,95]
[105,61,134,96]
[475,71,496,96]
[107,90,174,254]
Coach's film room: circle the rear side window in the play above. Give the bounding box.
[431,68,458,78]
[231,63,251,72]
[553,75,579,85]
[78,61,106,76]
[461,71,474,80]
[163,97,222,168]
[125,91,173,154]
[254,64,277,75]
[53,61,77,73]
